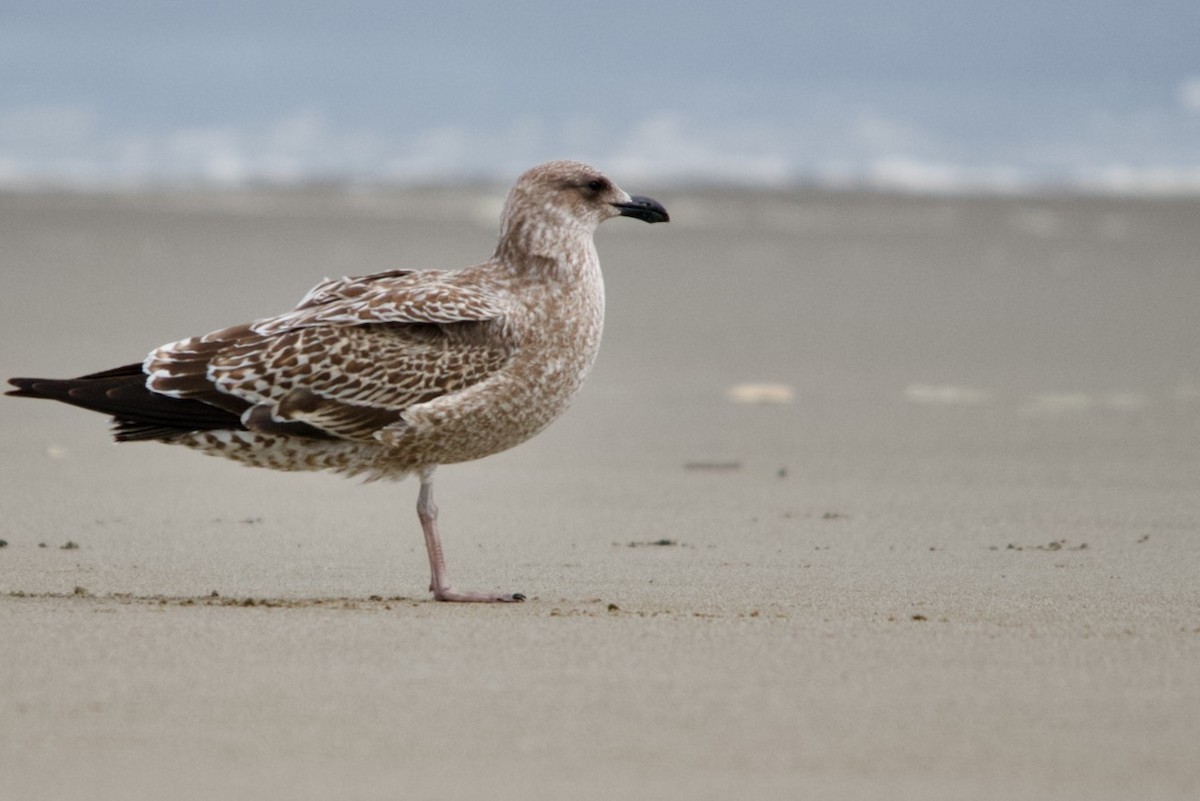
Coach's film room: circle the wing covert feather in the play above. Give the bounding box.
[253,271,507,336]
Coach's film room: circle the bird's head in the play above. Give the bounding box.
[500,161,669,239]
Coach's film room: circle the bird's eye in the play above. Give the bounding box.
[585,178,609,193]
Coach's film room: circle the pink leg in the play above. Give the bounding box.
[416,469,524,603]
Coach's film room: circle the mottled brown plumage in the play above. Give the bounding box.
[8,161,668,601]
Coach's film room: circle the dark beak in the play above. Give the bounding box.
[612,195,669,224]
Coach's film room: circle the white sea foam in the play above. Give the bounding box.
[4,106,1200,196]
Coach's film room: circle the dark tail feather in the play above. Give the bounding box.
[7,363,245,442]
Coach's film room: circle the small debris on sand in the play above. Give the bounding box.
[1003,539,1088,552]
[684,460,742,471]
[726,383,795,404]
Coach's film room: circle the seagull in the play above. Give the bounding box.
[8,161,669,602]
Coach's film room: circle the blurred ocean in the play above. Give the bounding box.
[3,2,1199,193]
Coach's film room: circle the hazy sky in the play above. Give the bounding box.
[3,1,1199,190]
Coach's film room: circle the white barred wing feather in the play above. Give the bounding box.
[209,325,511,440]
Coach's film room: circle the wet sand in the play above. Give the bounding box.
[2,186,1199,800]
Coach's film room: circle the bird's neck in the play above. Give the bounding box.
[493,217,598,281]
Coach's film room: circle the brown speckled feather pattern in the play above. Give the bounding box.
[140,184,609,480]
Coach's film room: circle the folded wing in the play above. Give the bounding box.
[142,269,513,441]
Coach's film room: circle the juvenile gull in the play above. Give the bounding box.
[8,161,669,602]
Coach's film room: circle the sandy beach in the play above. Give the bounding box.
[2,186,1198,800]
